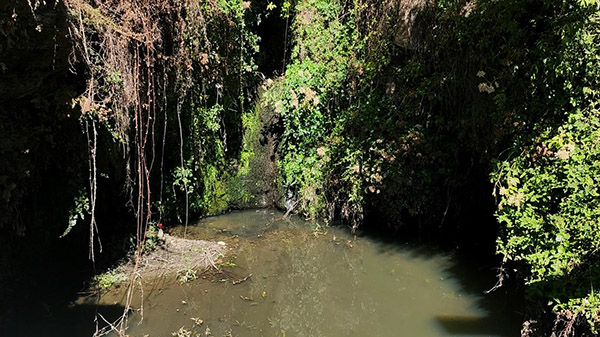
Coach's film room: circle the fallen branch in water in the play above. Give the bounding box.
[232,274,252,285]
[484,266,507,294]
[284,200,297,218]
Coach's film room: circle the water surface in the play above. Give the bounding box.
[102,209,522,337]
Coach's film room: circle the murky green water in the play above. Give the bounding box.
[4,209,521,336]
[95,209,521,337]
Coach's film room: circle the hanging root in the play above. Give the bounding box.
[65,0,247,332]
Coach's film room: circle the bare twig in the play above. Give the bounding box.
[232,274,253,285]
[484,266,507,294]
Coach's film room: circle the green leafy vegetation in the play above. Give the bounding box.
[259,0,356,219]
[490,2,600,332]
[177,267,198,284]
[4,0,600,334]
[93,268,128,291]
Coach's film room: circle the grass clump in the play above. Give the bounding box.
[93,269,128,291]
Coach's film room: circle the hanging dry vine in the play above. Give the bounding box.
[62,0,239,334]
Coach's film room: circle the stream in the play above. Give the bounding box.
[5,209,522,336]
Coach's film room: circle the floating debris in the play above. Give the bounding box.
[233,274,252,285]
[191,317,204,326]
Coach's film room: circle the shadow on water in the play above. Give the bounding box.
[435,315,515,336]
[0,204,134,337]
[1,302,125,337]
[352,220,525,337]
[0,243,127,337]
[433,254,524,336]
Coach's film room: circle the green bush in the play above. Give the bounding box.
[261,0,356,218]
[492,1,600,332]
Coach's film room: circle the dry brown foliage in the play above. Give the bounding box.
[62,0,236,334]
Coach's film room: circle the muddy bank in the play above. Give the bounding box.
[113,234,225,280]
